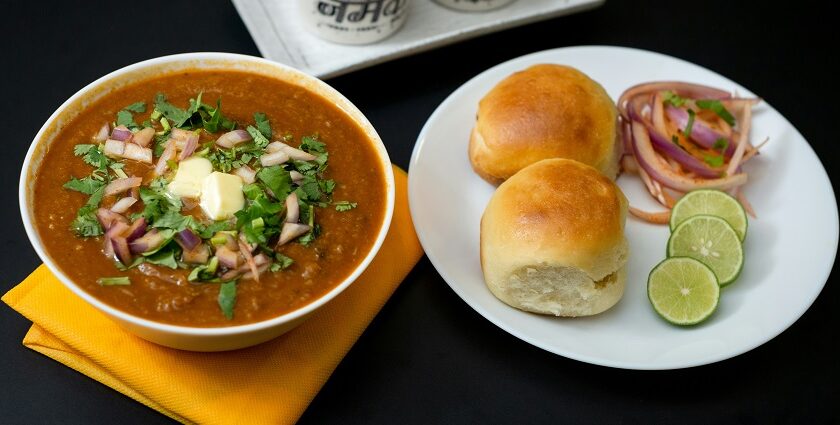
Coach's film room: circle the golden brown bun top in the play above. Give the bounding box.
[472,64,618,184]
[481,158,627,277]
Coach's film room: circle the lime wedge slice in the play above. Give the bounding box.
[667,215,744,286]
[648,257,720,325]
[670,189,748,242]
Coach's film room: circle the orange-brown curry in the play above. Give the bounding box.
[32,70,387,326]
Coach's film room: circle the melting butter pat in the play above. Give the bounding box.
[167,157,213,198]
[200,172,245,220]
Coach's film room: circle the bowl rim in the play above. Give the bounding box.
[19,52,395,336]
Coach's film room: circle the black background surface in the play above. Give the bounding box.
[1,1,837,424]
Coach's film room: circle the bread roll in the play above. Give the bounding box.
[469,64,619,185]
[480,158,629,316]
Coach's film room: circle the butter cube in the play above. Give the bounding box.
[200,172,245,220]
[168,157,213,198]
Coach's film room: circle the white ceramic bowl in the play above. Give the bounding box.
[19,53,395,352]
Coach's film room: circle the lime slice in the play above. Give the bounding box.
[648,257,720,325]
[670,189,748,241]
[667,215,744,286]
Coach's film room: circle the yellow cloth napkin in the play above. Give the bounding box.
[3,166,422,425]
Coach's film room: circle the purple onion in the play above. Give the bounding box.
[129,229,165,254]
[175,229,201,250]
[182,243,210,264]
[215,130,251,148]
[110,125,133,142]
[215,246,241,269]
[111,236,132,264]
[96,208,127,230]
[124,218,147,242]
[640,122,721,178]
[665,106,735,156]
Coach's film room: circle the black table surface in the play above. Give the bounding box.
[1,1,837,424]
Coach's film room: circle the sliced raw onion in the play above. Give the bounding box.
[105,221,130,239]
[178,132,199,160]
[267,142,317,161]
[665,106,735,155]
[285,192,299,223]
[238,239,260,282]
[110,196,137,214]
[132,127,155,147]
[111,236,132,264]
[110,125,133,142]
[277,222,311,246]
[123,143,153,164]
[631,122,747,191]
[104,177,142,196]
[628,206,671,224]
[618,81,731,120]
[641,122,721,178]
[260,150,290,167]
[233,165,256,184]
[241,263,269,280]
[215,129,252,148]
[129,229,165,254]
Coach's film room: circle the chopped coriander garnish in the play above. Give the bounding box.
[254,112,272,139]
[122,102,146,113]
[246,125,270,149]
[154,93,191,127]
[671,135,681,146]
[696,99,736,126]
[713,137,729,152]
[97,276,131,286]
[271,253,294,271]
[703,154,725,167]
[683,109,696,138]
[189,256,220,282]
[334,201,357,212]
[218,280,237,320]
[662,91,687,107]
[63,176,105,195]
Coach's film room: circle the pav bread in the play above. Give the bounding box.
[469,64,620,185]
[480,158,629,317]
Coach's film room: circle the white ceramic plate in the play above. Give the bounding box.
[408,46,838,370]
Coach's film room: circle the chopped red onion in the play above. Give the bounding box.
[265,142,285,153]
[665,106,734,156]
[154,141,176,176]
[260,150,290,167]
[216,129,252,148]
[104,177,142,196]
[285,192,299,223]
[238,239,260,281]
[103,139,126,158]
[123,143,153,164]
[175,229,201,251]
[94,123,110,143]
[241,264,270,281]
[129,229,165,254]
[132,127,155,147]
[638,121,721,178]
[232,165,256,184]
[110,125,133,142]
[182,243,210,264]
[124,218,147,242]
[110,196,137,214]
[277,222,311,246]
[178,131,199,160]
[290,171,304,183]
[215,246,241,269]
[96,208,128,230]
[283,145,317,161]
[111,236,132,264]
[106,221,130,239]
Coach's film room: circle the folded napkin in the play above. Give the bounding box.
[3,166,422,425]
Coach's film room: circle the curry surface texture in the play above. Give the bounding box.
[32,70,387,326]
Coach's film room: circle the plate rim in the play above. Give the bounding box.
[407,45,839,370]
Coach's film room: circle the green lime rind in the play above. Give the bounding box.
[647,257,721,326]
[667,215,744,286]
[670,189,748,242]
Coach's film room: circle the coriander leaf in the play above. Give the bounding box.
[139,177,182,224]
[319,179,336,196]
[696,99,736,126]
[189,257,220,282]
[154,93,191,127]
[713,137,729,152]
[683,109,696,138]
[254,112,272,139]
[71,186,106,237]
[242,183,265,200]
[116,110,138,129]
[270,253,294,271]
[77,144,110,171]
[218,281,237,320]
[197,221,234,239]
[257,166,293,200]
[63,176,105,195]
[145,246,179,269]
[295,175,322,202]
[662,91,686,107]
[671,135,681,146]
[334,201,357,212]
[187,92,203,116]
[97,276,131,286]
[703,154,725,167]
[202,99,223,133]
[297,224,320,247]
[246,125,270,149]
[300,135,325,153]
[74,144,96,157]
[152,211,197,232]
[122,102,146,113]
[115,257,145,271]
